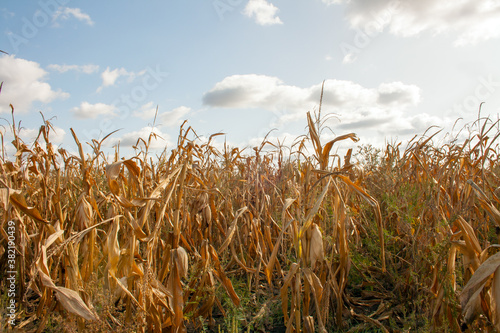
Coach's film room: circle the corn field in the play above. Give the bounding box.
[2,102,500,332]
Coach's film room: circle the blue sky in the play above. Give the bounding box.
[1,0,500,158]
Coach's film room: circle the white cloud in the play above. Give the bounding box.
[341,52,358,65]
[97,66,146,92]
[106,126,170,151]
[133,102,158,120]
[47,63,99,74]
[158,106,191,127]
[133,103,191,127]
[244,0,283,26]
[203,74,426,135]
[322,0,342,5]
[203,74,421,112]
[101,67,128,87]
[71,102,116,119]
[334,0,500,46]
[0,55,68,113]
[203,74,309,111]
[377,82,421,106]
[53,7,94,26]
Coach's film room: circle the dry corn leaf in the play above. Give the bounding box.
[150,275,173,299]
[263,198,296,284]
[127,213,148,241]
[218,206,248,254]
[137,166,182,229]
[106,159,141,196]
[147,298,162,333]
[9,192,47,223]
[111,275,145,311]
[307,112,322,160]
[265,218,294,284]
[321,133,359,169]
[468,179,500,226]
[492,266,500,330]
[209,244,240,306]
[122,158,141,180]
[152,287,172,313]
[0,187,20,210]
[456,216,482,255]
[53,287,99,321]
[303,268,327,333]
[461,252,500,314]
[37,245,98,321]
[299,178,330,237]
[337,174,385,272]
[462,281,486,323]
[453,240,480,272]
[132,261,145,277]
[281,263,300,323]
[351,309,389,333]
[44,229,64,249]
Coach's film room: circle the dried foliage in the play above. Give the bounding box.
[1,101,500,332]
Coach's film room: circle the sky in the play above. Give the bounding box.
[1,0,500,159]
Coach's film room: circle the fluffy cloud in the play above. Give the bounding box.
[106,126,170,151]
[244,0,283,26]
[52,7,94,26]
[71,102,116,119]
[203,74,426,135]
[322,0,342,5]
[203,74,420,111]
[133,103,191,127]
[0,55,68,113]
[203,74,309,111]
[101,67,128,87]
[97,66,146,92]
[132,102,158,120]
[158,106,191,127]
[335,0,500,46]
[377,82,421,106]
[47,63,99,74]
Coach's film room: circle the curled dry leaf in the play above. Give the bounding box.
[492,266,500,330]
[461,252,500,320]
[218,206,248,254]
[9,191,47,223]
[54,287,99,321]
[37,245,98,321]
